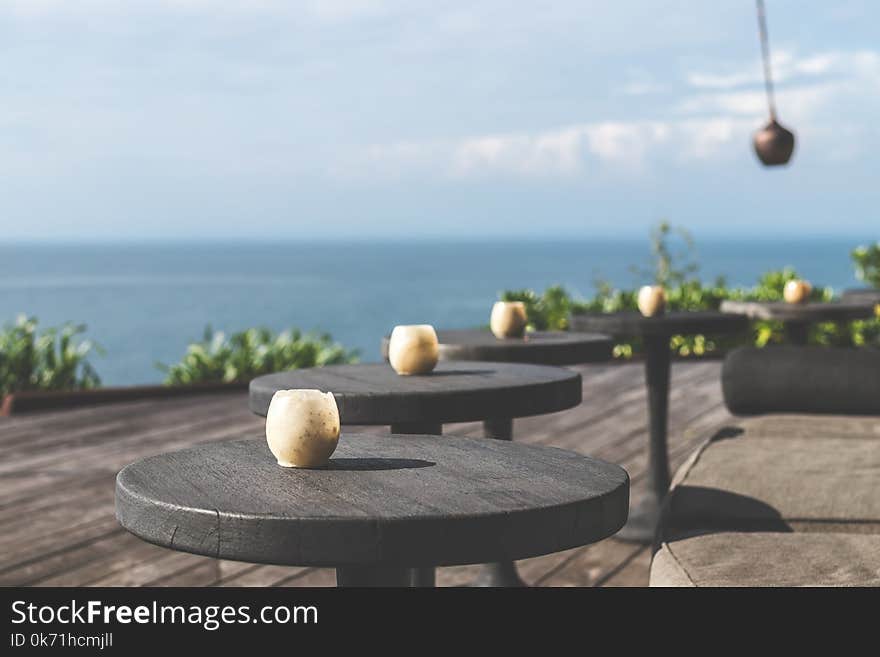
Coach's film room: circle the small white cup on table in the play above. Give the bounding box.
[266,389,340,468]
[388,324,440,375]
[490,301,528,339]
[637,285,667,317]
[783,279,812,304]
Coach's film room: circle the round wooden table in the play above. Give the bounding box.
[249,361,582,586]
[842,288,880,305]
[720,300,875,345]
[569,311,749,543]
[116,434,629,587]
[379,328,612,586]
[380,329,613,365]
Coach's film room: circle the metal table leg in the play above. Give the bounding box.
[783,320,809,345]
[616,335,671,544]
[336,566,412,587]
[469,417,527,587]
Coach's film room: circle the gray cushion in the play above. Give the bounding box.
[651,532,880,587]
[722,346,880,416]
[663,430,880,534]
[734,414,880,440]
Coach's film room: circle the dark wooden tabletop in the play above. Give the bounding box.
[719,300,875,322]
[379,329,613,365]
[249,361,582,424]
[115,434,629,568]
[570,311,750,337]
[841,289,880,305]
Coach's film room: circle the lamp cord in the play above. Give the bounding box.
[756,0,778,120]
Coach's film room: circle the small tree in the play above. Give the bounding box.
[631,221,700,287]
[852,242,880,288]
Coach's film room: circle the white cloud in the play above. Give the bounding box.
[0,0,399,19]
[621,81,668,96]
[686,48,879,90]
[4,2,878,188]
[680,49,880,124]
[340,46,880,181]
[453,126,593,176]
[681,118,750,159]
[585,122,664,164]
[337,118,753,180]
[677,90,768,116]
[302,0,403,22]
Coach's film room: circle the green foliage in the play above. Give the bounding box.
[501,223,880,358]
[500,285,588,330]
[158,326,359,385]
[852,242,880,288]
[736,267,833,303]
[0,315,102,396]
[632,221,700,287]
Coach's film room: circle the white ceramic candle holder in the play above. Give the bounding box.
[388,324,439,375]
[265,389,340,468]
[637,285,667,317]
[783,279,812,304]
[490,301,528,339]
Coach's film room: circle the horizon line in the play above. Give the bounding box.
[0,234,875,247]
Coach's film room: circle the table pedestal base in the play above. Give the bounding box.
[468,560,526,587]
[614,494,662,544]
[615,335,672,545]
[336,566,412,587]
[783,320,809,346]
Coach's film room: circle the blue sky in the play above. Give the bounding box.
[1,1,878,241]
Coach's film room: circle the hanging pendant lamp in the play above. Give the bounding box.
[753,0,795,166]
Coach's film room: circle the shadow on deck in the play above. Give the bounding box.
[0,360,730,587]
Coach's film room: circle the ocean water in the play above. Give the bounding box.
[0,239,868,385]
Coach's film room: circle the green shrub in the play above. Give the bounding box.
[158,326,358,385]
[0,315,102,396]
[852,242,880,288]
[501,224,880,358]
[500,285,588,330]
[504,273,877,358]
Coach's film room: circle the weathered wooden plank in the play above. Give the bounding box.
[274,568,336,587]
[598,547,653,587]
[0,361,727,588]
[0,394,253,457]
[0,398,167,434]
[0,487,115,544]
[531,539,645,587]
[516,361,721,452]
[0,394,246,445]
[86,551,209,587]
[150,561,221,587]
[214,565,309,587]
[0,410,262,477]
[0,471,112,514]
[29,533,160,587]
[0,517,122,575]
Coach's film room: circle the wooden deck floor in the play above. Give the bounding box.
[0,360,731,587]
